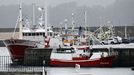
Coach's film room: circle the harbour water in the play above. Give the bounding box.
[45,67,134,75]
[0,47,134,75]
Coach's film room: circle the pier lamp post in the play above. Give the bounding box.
[43,60,47,75]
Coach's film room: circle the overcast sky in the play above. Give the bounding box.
[0,0,116,7]
[0,0,134,28]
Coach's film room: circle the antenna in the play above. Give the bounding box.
[44,0,48,36]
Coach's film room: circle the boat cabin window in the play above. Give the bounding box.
[37,33,39,36]
[29,33,32,36]
[91,49,105,52]
[40,33,42,35]
[23,33,32,36]
[32,33,35,36]
[23,33,25,36]
[49,32,52,36]
[23,33,27,36]
[23,32,45,36]
[34,33,43,36]
[47,32,53,36]
[56,48,75,53]
[43,33,45,36]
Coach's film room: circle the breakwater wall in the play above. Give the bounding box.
[114,48,134,67]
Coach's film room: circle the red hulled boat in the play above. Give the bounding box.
[50,47,117,67]
[3,2,52,63]
[51,56,116,67]
[4,39,36,62]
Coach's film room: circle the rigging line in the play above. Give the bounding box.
[12,13,20,38]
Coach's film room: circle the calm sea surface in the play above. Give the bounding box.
[0,47,134,75]
[45,67,134,75]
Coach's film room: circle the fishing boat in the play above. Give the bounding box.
[4,39,37,62]
[3,1,53,63]
[50,46,117,67]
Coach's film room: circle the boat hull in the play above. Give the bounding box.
[50,56,116,67]
[4,39,36,62]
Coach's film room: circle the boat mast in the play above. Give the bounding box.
[41,8,44,27]
[109,21,115,38]
[19,0,23,39]
[99,16,103,40]
[32,3,36,27]
[44,0,48,36]
[84,11,87,31]
[38,7,44,28]
[72,13,75,30]
[125,25,127,39]
[64,19,68,35]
